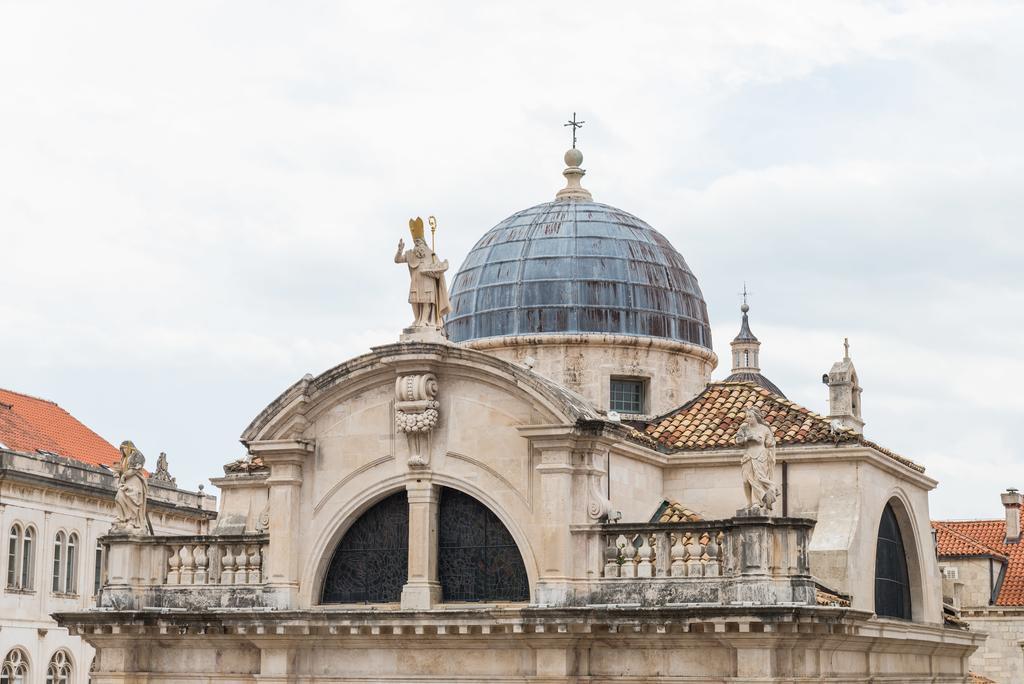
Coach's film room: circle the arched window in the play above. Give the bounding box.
[65,533,77,594]
[45,650,71,684]
[321,491,409,603]
[438,488,528,602]
[7,526,34,590]
[52,531,65,592]
[6,525,20,588]
[875,503,912,619]
[93,541,105,596]
[0,647,29,684]
[21,527,34,590]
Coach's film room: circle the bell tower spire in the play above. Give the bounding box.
[731,285,760,374]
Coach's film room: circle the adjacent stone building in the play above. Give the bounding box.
[0,388,215,683]
[934,490,1024,682]
[56,147,984,682]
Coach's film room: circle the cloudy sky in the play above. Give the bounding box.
[2,2,1021,519]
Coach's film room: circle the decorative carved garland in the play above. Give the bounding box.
[394,373,440,468]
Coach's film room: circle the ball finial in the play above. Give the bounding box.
[564,148,583,168]
[741,303,749,314]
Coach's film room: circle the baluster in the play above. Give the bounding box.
[166,545,181,585]
[603,535,620,578]
[221,546,235,585]
[655,532,671,577]
[620,534,637,579]
[193,545,209,584]
[179,545,195,585]
[684,532,703,577]
[704,531,721,577]
[234,545,248,585]
[670,533,686,577]
[636,534,654,578]
[247,545,262,585]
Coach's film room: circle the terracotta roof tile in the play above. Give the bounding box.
[933,510,1024,606]
[969,672,996,684]
[0,387,119,468]
[639,381,924,472]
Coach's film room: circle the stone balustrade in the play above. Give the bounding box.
[100,533,271,610]
[601,525,726,579]
[567,515,816,607]
[164,538,265,586]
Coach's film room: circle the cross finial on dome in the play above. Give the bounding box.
[564,112,585,149]
[556,114,593,201]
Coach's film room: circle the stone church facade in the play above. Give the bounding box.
[57,147,984,682]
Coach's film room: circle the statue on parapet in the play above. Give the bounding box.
[735,408,779,515]
[395,216,450,332]
[111,440,153,534]
[152,451,176,486]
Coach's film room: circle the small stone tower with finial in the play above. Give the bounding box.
[731,289,760,374]
[823,338,864,435]
[723,286,785,396]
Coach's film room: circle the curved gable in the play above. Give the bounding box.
[240,341,601,445]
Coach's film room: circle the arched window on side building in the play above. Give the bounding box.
[52,531,65,593]
[6,525,34,591]
[45,650,72,684]
[875,502,912,619]
[0,647,29,684]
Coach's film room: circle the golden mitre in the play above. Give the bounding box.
[408,217,425,240]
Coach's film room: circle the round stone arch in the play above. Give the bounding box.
[871,489,927,622]
[429,474,539,603]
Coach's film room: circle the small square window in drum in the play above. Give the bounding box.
[610,378,646,414]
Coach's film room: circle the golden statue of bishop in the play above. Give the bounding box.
[395,217,450,330]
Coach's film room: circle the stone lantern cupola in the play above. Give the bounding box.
[731,301,760,374]
[823,338,864,435]
[723,296,785,397]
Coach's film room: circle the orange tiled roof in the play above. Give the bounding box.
[642,381,923,472]
[933,510,1024,606]
[0,388,119,468]
[969,673,996,684]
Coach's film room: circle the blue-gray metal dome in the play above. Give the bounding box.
[446,199,712,347]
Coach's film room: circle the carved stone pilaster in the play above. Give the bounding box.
[394,373,440,468]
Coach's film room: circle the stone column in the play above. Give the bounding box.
[400,477,441,609]
[250,439,314,610]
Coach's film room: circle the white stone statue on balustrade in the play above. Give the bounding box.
[111,440,153,534]
[734,408,779,515]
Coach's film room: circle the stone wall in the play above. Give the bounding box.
[962,610,1024,682]
[465,333,717,416]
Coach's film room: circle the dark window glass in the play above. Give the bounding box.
[438,488,528,602]
[321,491,408,604]
[610,378,645,414]
[875,503,912,619]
